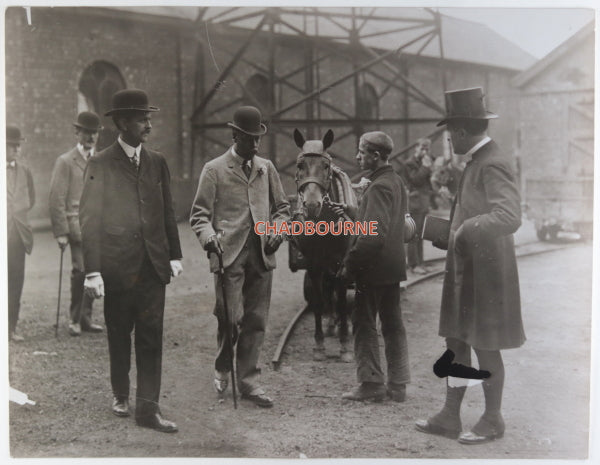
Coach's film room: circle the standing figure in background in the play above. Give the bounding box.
[49,111,104,336]
[399,137,433,275]
[6,126,35,342]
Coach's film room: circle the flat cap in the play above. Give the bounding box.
[361,131,394,154]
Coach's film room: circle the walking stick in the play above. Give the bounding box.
[216,249,238,409]
[55,246,65,338]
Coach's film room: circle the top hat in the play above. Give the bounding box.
[6,126,24,145]
[104,89,160,116]
[227,106,267,136]
[73,111,103,131]
[436,87,498,127]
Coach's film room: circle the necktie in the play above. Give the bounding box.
[130,152,139,171]
[242,160,251,179]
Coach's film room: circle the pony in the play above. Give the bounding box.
[291,128,357,362]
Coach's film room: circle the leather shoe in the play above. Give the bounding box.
[136,413,178,433]
[415,419,461,439]
[241,392,274,408]
[458,430,504,444]
[82,323,103,333]
[9,331,24,342]
[112,397,130,417]
[342,382,386,402]
[387,383,406,402]
[68,323,81,336]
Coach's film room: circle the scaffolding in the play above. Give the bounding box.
[190,7,448,179]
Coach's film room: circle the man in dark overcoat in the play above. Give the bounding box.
[49,111,104,336]
[80,89,183,433]
[416,87,525,444]
[6,126,34,342]
[190,106,290,408]
[339,131,411,402]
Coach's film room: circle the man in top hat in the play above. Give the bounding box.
[415,87,524,444]
[338,131,411,403]
[80,89,183,432]
[6,126,34,342]
[49,111,104,336]
[190,106,290,408]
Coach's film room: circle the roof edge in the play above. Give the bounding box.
[512,21,594,88]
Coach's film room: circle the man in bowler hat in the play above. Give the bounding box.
[6,126,34,342]
[190,106,290,408]
[415,87,524,444]
[49,111,104,336]
[80,89,183,432]
[338,131,411,402]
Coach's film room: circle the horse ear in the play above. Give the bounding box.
[293,129,305,148]
[322,129,334,150]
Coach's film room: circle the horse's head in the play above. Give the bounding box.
[294,129,335,220]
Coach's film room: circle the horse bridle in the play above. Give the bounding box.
[295,152,333,195]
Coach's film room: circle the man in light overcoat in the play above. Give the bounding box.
[190,106,290,408]
[416,87,525,445]
[49,111,104,336]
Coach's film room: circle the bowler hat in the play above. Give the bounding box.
[73,111,103,131]
[436,87,498,127]
[6,126,24,145]
[227,106,267,136]
[104,89,160,116]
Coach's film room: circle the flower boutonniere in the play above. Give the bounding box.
[257,166,266,176]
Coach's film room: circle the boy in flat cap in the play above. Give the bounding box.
[339,131,411,402]
[49,111,104,336]
[6,126,34,342]
[416,87,524,444]
[190,106,290,408]
[80,89,183,432]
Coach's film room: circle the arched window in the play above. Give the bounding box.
[78,61,126,150]
[357,83,379,121]
[243,73,272,111]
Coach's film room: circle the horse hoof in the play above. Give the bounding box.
[340,351,354,363]
[313,348,326,361]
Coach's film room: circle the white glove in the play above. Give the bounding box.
[84,274,104,299]
[170,259,183,277]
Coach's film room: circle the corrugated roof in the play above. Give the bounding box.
[108,7,536,71]
[512,21,594,87]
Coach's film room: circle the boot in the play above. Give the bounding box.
[415,385,466,439]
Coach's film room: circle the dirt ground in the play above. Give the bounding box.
[7,224,592,459]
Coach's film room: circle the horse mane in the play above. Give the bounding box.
[331,164,358,209]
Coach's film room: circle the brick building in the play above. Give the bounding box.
[5,6,536,223]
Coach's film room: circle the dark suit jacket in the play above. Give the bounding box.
[79,141,182,290]
[344,165,407,286]
[49,147,88,242]
[7,161,35,254]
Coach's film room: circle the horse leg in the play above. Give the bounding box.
[308,269,326,361]
[322,273,336,337]
[335,277,353,363]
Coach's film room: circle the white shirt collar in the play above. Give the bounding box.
[463,136,491,160]
[77,143,94,160]
[231,145,251,167]
[118,136,142,159]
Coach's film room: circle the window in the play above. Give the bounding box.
[243,73,272,111]
[78,61,126,150]
[357,83,379,121]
